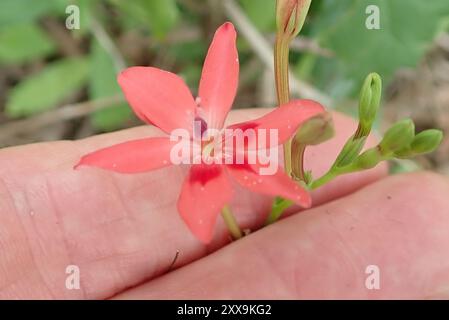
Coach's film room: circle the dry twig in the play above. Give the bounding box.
[0,95,124,143]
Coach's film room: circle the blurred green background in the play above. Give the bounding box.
[0,0,448,173]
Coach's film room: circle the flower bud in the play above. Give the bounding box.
[294,112,334,145]
[353,148,382,170]
[379,119,415,155]
[393,146,412,159]
[410,129,443,155]
[276,0,312,39]
[333,136,366,168]
[357,73,382,138]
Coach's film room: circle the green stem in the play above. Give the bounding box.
[221,205,242,240]
[309,161,370,190]
[264,198,294,225]
[275,36,293,177]
[309,170,337,190]
[265,169,339,225]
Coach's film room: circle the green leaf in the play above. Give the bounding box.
[89,41,133,131]
[109,0,179,39]
[0,0,67,27]
[179,64,201,89]
[240,0,276,32]
[0,23,56,65]
[90,105,134,132]
[313,0,449,85]
[145,0,179,38]
[168,40,206,63]
[6,57,88,117]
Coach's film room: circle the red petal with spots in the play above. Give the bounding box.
[198,22,239,130]
[75,138,179,173]
[226,161,311,208]
[178,164,233,243]
[228,99,325,149]
[118,67,196,134]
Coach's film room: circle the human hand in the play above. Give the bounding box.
[1,108,447,299]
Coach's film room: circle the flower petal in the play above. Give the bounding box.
[226,162,311,208]
[198,22,239,130]
[75,138,178,173]
[178,164,233,243]
[228,99,325,149]
[118,67,196,134]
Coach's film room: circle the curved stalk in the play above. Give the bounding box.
[221,205,243,240]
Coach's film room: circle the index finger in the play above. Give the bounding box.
[0,109,386,299]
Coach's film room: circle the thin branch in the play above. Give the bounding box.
[222,0,332,107]
[90,17,127,72]
[0,95,124,142]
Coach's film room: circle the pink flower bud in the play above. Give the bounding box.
[276,0,312,39]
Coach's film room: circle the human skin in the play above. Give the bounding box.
[0,108,447,299]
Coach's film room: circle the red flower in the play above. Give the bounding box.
[75,22,325,243]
